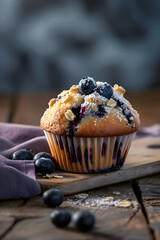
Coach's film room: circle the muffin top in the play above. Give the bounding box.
[40,77,140,137]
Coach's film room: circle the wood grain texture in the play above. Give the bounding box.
[137,175,160,240]
[37,137,160,195]
[0,200,25,238]
[0,217,15,238]
[0,95,12,122]
[1,183,152,240]
[12,92,58,125]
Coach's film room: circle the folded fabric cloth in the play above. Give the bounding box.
[0,122,160,200]
[135,124,160,139]
[0,123,49,200]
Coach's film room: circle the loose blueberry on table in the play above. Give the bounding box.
[43,188,64,207]
[34,158,55,175]
[50,210,71,228]
[12,149,34,160]
[12,149,55,175]
[73,210,95,231]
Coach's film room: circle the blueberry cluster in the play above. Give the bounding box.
[80,77,134,126]
[12,149,55,175]
[66,77,113,136]
[79,76,113,99]
[12,149,95,230]
[43,188,95,231]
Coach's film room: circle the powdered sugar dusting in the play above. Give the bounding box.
[104,107,112,116]
[65,196,120,208]
[113,91,131,107]
[60,193,139,209]
[96,81,104,86]
[94,119,97,126]
[84,91,108,103]
[116,113,123,122]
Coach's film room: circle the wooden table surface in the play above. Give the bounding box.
[0,89,160,240]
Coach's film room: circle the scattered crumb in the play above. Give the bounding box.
[43,173,63,179]
[75,193,89,199]
[60,201,69,208]
[62,192,137,209]
[91,203,97,207]
[113,191,120,195]
[66,194,119,208]
[52,174,64,179]
[116,200,131,208]
[102,197,114,202]
[132,201,139,208]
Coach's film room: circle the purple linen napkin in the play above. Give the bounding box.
[0,156,40,199]
[0,123,50,200]
[135,124,160,139]
[0,122,160,200]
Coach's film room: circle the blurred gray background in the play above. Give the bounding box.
[0,0,160,93]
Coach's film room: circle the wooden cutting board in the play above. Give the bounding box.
[37,137,160,195]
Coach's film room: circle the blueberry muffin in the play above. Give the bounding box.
[40,77,140,173]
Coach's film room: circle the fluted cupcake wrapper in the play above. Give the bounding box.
[44,131,136,173]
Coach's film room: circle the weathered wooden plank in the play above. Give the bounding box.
[0,95,12,122]
[0,200,25,238]
[0,216,15,238]
[3,216,109,240]
[2,183,152,240]
[137,174,160,240]
[0,199,24,208]
[12,92,58,126]
[83,184,152,240]
[37,137,160,195]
